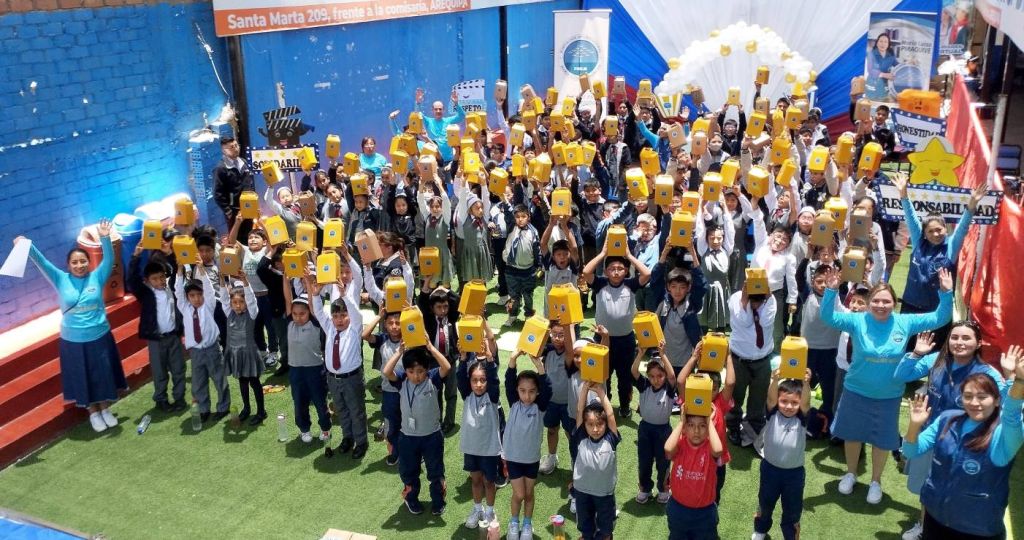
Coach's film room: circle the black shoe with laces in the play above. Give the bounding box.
[386,454,399,466]
[248,411,267,425]
[337,438,354,454]
[352,443,368,459]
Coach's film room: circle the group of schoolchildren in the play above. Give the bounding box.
[118,71,1022,540]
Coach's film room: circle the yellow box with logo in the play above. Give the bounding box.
[298,147,317,172]
[667,123,686,149]
[691,117,710,135]
[443,124,460,149]
[408,111,424,134]
[562,97,575,116]
[263,215,290,245]
[855,98,872,123]
[691,131,708,155]
[282,248,306,278]
[756,66,770,85]
[343,153,360,175]
[315,251,339,284]
[172,235,196,263]
[702,172,722,201]
[545,87,558,107]
[460,137,475,154]
[530,153,552,183]
[745,112,766,138]
[771,109,785,137]
[640,147,660,176]
[626,168,648,200]
[488,168,509,196]
[825,197,848,226]
[391,150,411,175]
[849,208,871,243]
[547,283,584,325]
[745,267,770,295]
[770,137,791,166]
[727,86,741,106]
[780,336,808,380]
[700,333,729,373]
[510,123,526,148]
[384,277,407,313]
[581,141,598,165]
[325,134,341,159]
[654,175,674,206]
[219,246,241,276]
[466,112,485,132]
[685,374,714,416]
[578,73,590,92]
[294,221,318,251]
[746,166,770,198]
[459,280,488,317]
[239,191,260,219]
[603,117,618,137]
[350,173,369,197]
[776,158,797,187]
[681,191,701,215]
[523,109,537,131]
[323,219,345,248]
[457,315,486,354]
[564,142,584,167]
[592,80,606,99]
[670,211,696,247]
[638,78,653,98]
[173,198,194,227]
[836,133,855,166]
[842,247,867,283]
[400,307,427,349]
[785,106,802,130]
[551,141,567,166]
[754,96,770,115]
[551,188,573,216]
[633,311,664,349]
[606,225,628,256]
[512,154,526,177]
[810,210,836,247]
[808,146,829,173]
[141,220,163,249]
[418,247,440,277]
[462,150,481,175]
[858,142,883,176]
[518,315,550,357]
[580,343,610,384]
[261,161,284,186]
[720,158,740,186]
[550,111,565,133]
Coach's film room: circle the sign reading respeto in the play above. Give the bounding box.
[213,0,544,37]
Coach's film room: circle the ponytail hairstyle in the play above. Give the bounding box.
[939,372,1001,453]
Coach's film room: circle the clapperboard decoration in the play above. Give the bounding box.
[258,106,314,148]
[453,79,487,113]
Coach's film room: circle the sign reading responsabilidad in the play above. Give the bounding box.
[214,0,545,37]
[873,178,1003,225]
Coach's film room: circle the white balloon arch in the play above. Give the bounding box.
[654,21,816,96]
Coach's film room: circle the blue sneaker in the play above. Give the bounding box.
[404,498,424,515]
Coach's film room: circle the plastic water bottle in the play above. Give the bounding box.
[550,514,566,540]
[136,414,152,435]
[229,404,240,429]
[277,412,289,442]
[190,401,202,432]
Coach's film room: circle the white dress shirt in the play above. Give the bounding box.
[749,208,798,304]
[151,286,177,334]
[728,291,777,360]
[175,269,219,349]
[314,257,364,375]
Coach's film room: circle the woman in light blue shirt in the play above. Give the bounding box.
[19,218,128,433]
[358,136,388,178]
[820,267,953,505]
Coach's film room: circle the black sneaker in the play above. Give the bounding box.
[405,498,424,515]
[727,430,742,447]
[386,454,399,466]
[352,443,368,459]
[238,407,251,422]
[374,421,387,442]
[157,401,173,412]
[170,400,188,412]
[211,411,229,423]
[495,473,508,488]
[431,502,446,516]
[441,420,455,435]
[248,411,267,426]
[200,412,210,423]
[618,406,632,419]
[337,438,354,454]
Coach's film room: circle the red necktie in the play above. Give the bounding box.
[753,308,764,349]
[437,320,446,354]
[332,332,341,371]
[193,307,203,343]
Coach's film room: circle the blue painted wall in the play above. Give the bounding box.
[240,0,579,182]
[0,3,232,331]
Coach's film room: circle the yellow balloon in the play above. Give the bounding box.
[785,73,797,84]
[746,40,758,53]
[809,69,818,83]
[720,44,732,57]
[668,57,681,70]
[710,29,720,38]
[763,26,772,34]
[781,51,794,61]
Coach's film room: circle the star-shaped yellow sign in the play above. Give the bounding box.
[907,136,964,187]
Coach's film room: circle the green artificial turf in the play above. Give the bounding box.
[0,255,1019,540]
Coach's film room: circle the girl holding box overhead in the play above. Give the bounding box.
[17,221,128,433]
[417,173,455,288]
[503,349,553,540]
[454,172,493,289]
[456,341,502,530]
[219,270,267,425]
[820,268,953,505]
[572,380,621,540]
[582,235,652,418]
[630,342,677,505]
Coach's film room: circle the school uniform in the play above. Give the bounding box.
[419,290,460,428]
[541,256,579,318]
[800,292,841,422]
[488,199,514,298]
[635,373,675,494]
[393,365,447,509]
[666,436,719,540]
[128,253,185,407]
[368,332,403,459]
[712,393,733,504]
[541,346,573,433]
[311,285,367,446]
[255,256,289,368]
[503,224,541,317]
[593,275,642,406]
[503,367,553,479]
[174,271,229,415]
[572,427,621,540]
[654,265,706,369]
[457,359,502,481]
[753,408,807,540]
[726,291,777,437]
[287,319,330,434]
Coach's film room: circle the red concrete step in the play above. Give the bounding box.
[0,320,147,427]
[0,297,140,386]
[0,348,151,469]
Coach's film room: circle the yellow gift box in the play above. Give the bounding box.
[172,235,196,263]
[561,97,575,117]
[745,268,770,295]
[399,134,419,157]
[408,111,424,134]
[667,123,686,149]
[606,225,628,256]
[530,153,552,183]
[457,315,486,354]
[578,73,591,92]
[489,168,509,196]
[325,134,341,159]
[400,307,427,349]
[809,210,836,247]
[174,198,195,227]
[551,141,567,166]
[771,109,785,138]
[459,280,488,317]
[776,158,797,187]
[545,87,559,107]
[550,112,565,133]
[511,154,526,177]
[355,230,383,263]
[691,117,710,135]
[691,131,707,155]
[858,142,883,176]
[825,197,848,226]
[626,168,648,200]
[702,172,722,201]
[141,220,163,250]
[350,173,369,197]
[343,153,360,175]
[785,106,802,130]
[551,188,573,216]
[299,147,318,172]
[654,175,675,206]
[564,142,584,167]
[640,147,660,176]
[849,208,871,243]
[263,215,290,245]
[779,336,808,380]
[509,123,526,148]
[261,161,284,186]
[855,98,872,123]
[392,150,410,175]
[841,247,867,283]
[219,246,241,276]
[745,112,766,138]
[633,311,664,349]
[547,283,583,325]
[720,158,740,186]
[700,332,729,373]
[602,117,618,137]
[323,219,345,248]
[754,96,770,115]
[316,251,340,284]
[282,248,306,278]
[580,343,610,383]
[681,191,701,215]
[295,221,318,251]
[836,134,855,166]
[581,141,598,165]
[756,66,770,85]
[462,150,481,175]
[385,277,407,313]
[685,374,714,416]
[523,110,537,131]
[517,315,550,357]
[419,247,440,276]
[808,146,829,174]
[669,211,696,247]
[770,137,791,166]
[592,80,606,99]
[746,166,770,198]
[239,191,260,219]
[727,86,741,106]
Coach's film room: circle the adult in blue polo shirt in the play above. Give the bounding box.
[414,88,465,163]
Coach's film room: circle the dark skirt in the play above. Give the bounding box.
[58,331,127,407]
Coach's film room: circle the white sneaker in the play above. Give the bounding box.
[89,412,107,433]
[838,473,857,495]
[656,491,671,504]
[752,533,767,540]
[319,431,331,442]
[635,490,651,504]
[867,481,883,504]
[539,454,558,475]
[300,432,313,443]
[101,409,118,427]
[265,351,278,367]
[519,522,533,540]
[465,507,483,529]
[506,519,520,540]
[902,521,923,540]
[569,496,576,515]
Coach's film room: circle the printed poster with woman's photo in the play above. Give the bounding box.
[864,11,938,104]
